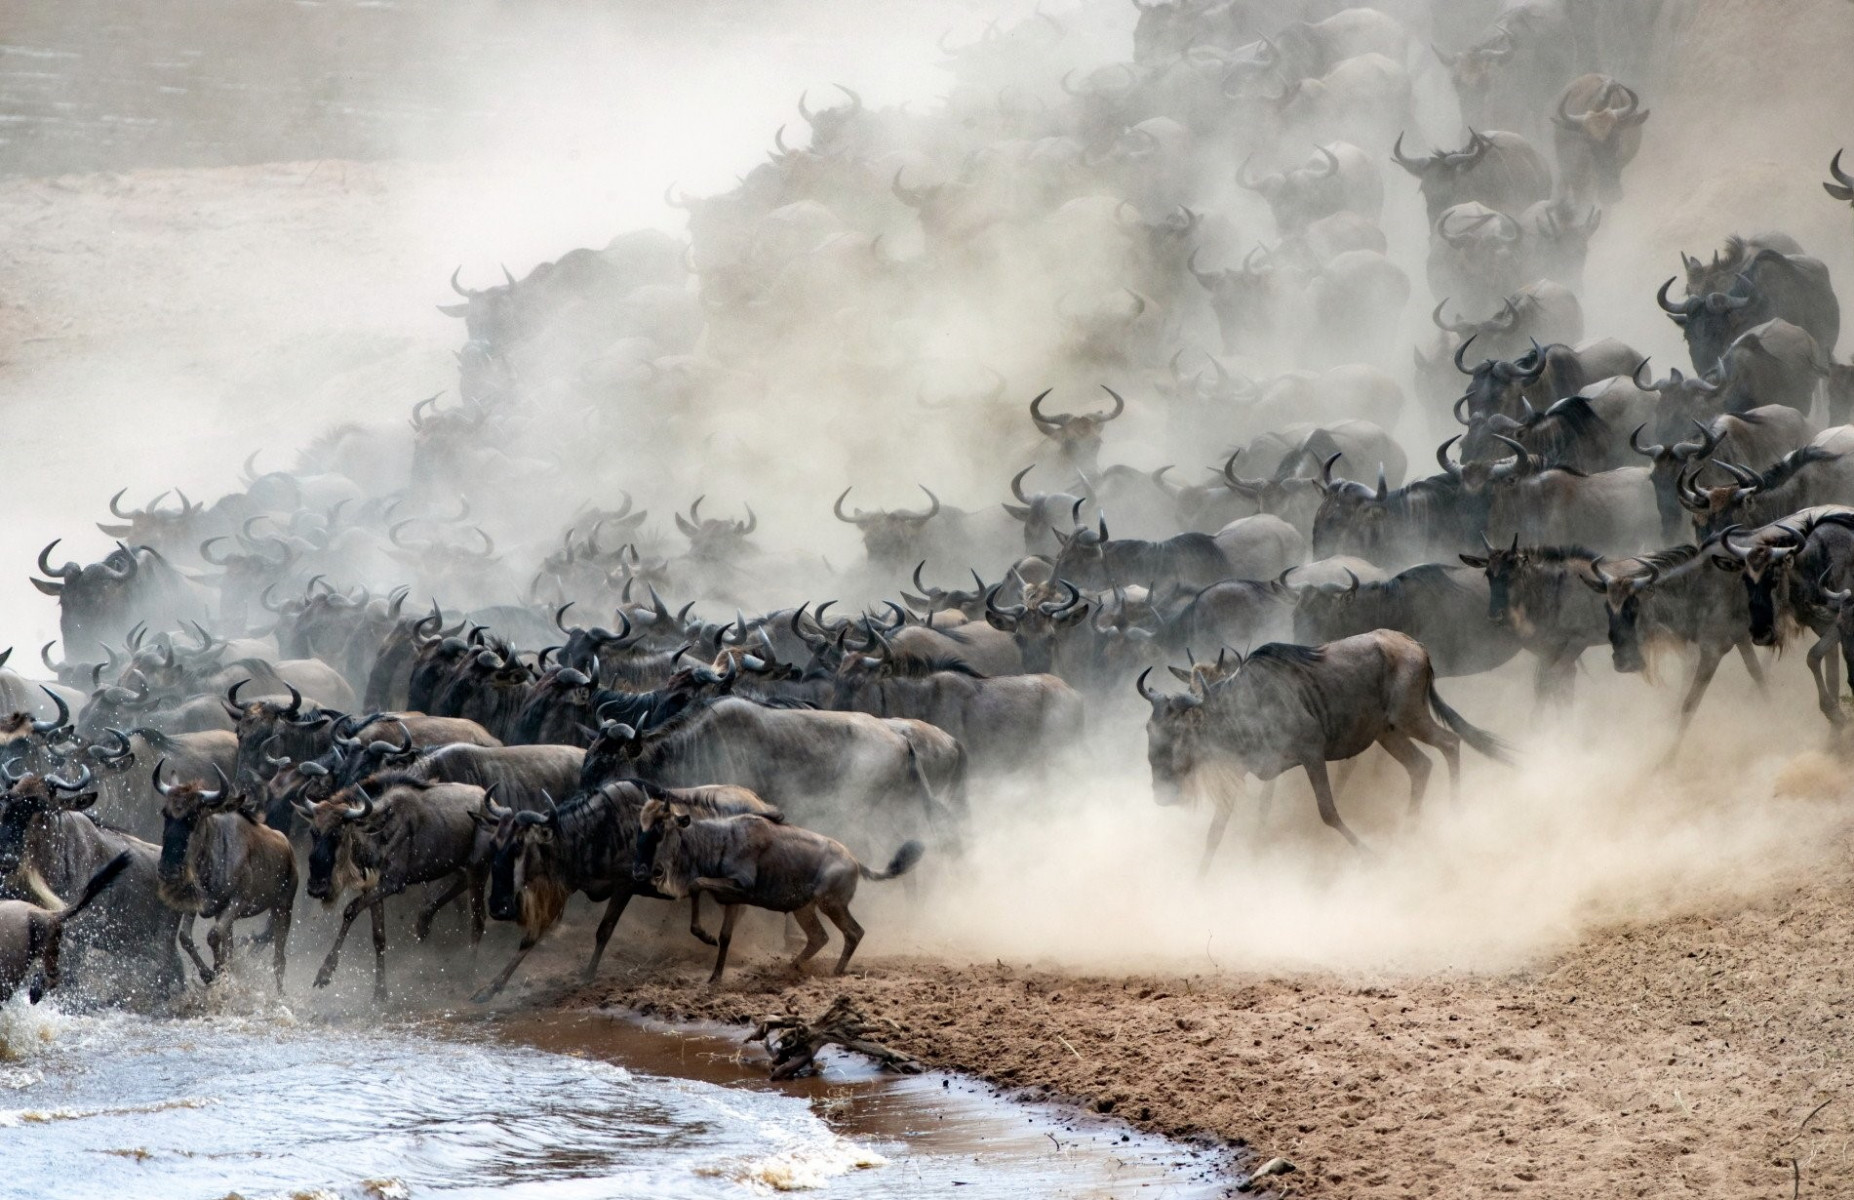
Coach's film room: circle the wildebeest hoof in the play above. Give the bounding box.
[312,969,334,989]
[469,985,498,1004]
[692,929,719,947]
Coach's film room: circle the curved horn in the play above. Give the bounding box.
[1009,465,1034,504]
[1028,388,1061,430]
[1629,424,1666,459]
[833,487,862,525]
[1096,385,1127,421]
[30,687,69,736]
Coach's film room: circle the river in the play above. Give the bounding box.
[0,999,1227,1198]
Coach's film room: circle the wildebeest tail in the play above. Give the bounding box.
[861,839,926,881]
[1427,684,1514,764]
[38,851,133,927]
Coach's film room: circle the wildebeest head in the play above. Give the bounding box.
[1630,419,1720,539]
[1236,145,1342,233]
[1002,465,1089,556]
[31,541,162,661]
[1656,272,1756,369]
[1583,556,1671,673]
[1391,130,1495,221]
[1029,386,1126,472]
[1456,528,1542,623]
[984,578,1089,673]
[1452,336,1549,425]
[436,265,523,346]
[1551,78,1648,203]
[1136,666,1218,806]
[483,788,560,926]
[225,681,329,792]
[0,689,73,779]
[1431,33,1512,119]
[1708,526,1800,646]
[902,562,990,623]
[301,784,380,904]
[674,496,757,562]
[0,768,96,878]
[834,486,942,573]
[95,489,205,552]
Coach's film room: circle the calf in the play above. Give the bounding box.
[154,761,296,991]
[0,852,130,1003]
[634,796,923,984]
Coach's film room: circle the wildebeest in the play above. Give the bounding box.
[1141,630,1512,856]
[473,779,780,1000]
[1584,542,1767,743]
[634,795,923,983]
[582,696,965,844]
[1291,563,1521,677]
[1028,386,1126,474]
[0,768,184,1000]
[1709,512,1854,724]
[1550,74,1648,205]
[1459,539,1607,702]
[1658,241,1840,371]
[31,542,211,661]
[0,852,129,1004]
[153,761,296,991]
[302,777,492,999]
[1391,129,1552,224]
[1236,141,1383,232]
[825,651,1085,772]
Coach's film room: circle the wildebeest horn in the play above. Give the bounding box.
[48,762,91,793]
[283,684,303,715]
[1629,425,1665,459]
[37,540,77,580]
[1135,666,1159,702]
[1718,460,1761,489]
[1453,334,1478,375]
[1390,132,1424,175]
[1009,465,1034,503]
[1096,385,1127,421]
[1827,149,1854,201]
[984,584,1027,619]
[1656,277,1699,317]
[30,686,68,736]
[1821,571,1852,605]
[344,786,375,822]
[151,758,178,798]
[1028,388,1060,429]
[833,487,862,524]
[1317,451,1343,490]
[1492,434,1534,472]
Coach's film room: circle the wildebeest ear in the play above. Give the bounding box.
[1579,574,1609,593]
[1002,503,1030,520]
[1710,555,1743,573]
[66,791,98,811]
[436,302,471,317]
[1168,666,1193,683]
[674,811,691,827]
[1459,554,1488,568]
[984,612,1017,632]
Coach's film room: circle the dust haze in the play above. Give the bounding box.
[4,0,1854,986]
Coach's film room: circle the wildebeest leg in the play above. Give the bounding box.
[176,914,214,984]
[1303,759,1365,849]
[270,904,290,993]
[313,890,375,988]
[413,873,471,941]
[1807,632,1844,724]
[688,895,717,947]
[205,909,239,982]
[1253,778,1275,833]
[707,904,743,986]
[581,891,636,981]
[819,899,864,976]
[1332,754,1360,798]
[1197,794,1234,879]
[468,874,486,948]
[472,927,550,1004]
[790,902,830,971]
[1735,639,1767,694]
[369,896,388,1000]
[1377,731,1433,816]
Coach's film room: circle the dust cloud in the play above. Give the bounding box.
[4,0,1854,984]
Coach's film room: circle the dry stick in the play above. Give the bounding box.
[1801,1097,1834,1131]
[1791,1155,1800,1200]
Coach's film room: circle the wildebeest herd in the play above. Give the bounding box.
[3,0,1852,1009]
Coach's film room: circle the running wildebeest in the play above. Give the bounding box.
[1140,630,1512,858]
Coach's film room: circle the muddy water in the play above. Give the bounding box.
[0,1001,1226,1198]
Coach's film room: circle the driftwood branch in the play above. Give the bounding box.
[745,995,924,1080]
